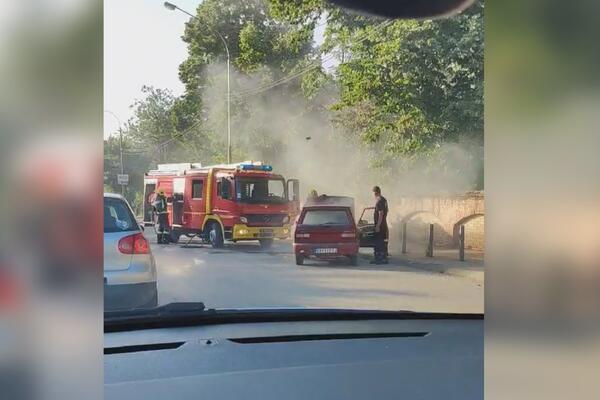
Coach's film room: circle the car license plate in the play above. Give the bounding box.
[315,248,338,254]
[259,229,273,237]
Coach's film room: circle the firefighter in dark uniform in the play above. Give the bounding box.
[370,186,389,264]
[153,188,170,244]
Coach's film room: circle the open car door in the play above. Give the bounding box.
[286,179,300,219]
[357,207,376,248]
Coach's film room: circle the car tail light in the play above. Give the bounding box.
[118,233,150,254]
[295,233,310,238]
[341,232,356,238]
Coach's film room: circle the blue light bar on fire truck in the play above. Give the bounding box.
[239,163,273,171]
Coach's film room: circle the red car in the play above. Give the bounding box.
[293,196,359,265]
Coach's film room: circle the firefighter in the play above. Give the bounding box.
[370,185,389,264]
[153,188,170,244]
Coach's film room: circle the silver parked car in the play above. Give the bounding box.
[104,193,158,310]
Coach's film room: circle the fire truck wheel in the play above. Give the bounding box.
[295,254,304,265]
[259,239,274,250]
[170,231,181,244]
[208,222,224,248]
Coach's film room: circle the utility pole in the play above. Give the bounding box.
[226,53,231,163]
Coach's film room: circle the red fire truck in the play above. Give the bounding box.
[143,162,300,249]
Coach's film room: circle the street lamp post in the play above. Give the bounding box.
[164,1,232,163]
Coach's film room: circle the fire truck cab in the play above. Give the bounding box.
[143,162,300,249]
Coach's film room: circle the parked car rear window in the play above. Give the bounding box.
[300,209,351,226]
[104,197,138,233]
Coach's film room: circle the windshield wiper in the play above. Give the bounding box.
[104,302,482,333]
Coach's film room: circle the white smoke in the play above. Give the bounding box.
[202,61,483,210]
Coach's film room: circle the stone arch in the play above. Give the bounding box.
[399,210,453,248]
[453,213,485,249]
[400,210,437,225]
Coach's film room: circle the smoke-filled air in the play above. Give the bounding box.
[104,0,483,212]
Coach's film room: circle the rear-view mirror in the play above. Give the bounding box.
[287,179,300,202]
[325,0,475,19]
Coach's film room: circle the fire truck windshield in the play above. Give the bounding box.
[235,177,287,204]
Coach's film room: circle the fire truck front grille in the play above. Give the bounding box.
[244,214,286,227]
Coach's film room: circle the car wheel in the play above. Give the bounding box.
[208,222,224,248]
[349,255,358,266]
[295,254,304,265]
[259,238,273,250]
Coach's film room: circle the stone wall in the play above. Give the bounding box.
[387,191,485,251]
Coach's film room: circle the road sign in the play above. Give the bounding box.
[117,174,129,185]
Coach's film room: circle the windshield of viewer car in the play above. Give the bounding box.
[102,0,484,317]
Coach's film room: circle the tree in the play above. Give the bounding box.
[111,0,485,199]
[178,0,319,161]
[268,0,484,174]
[122,85,220,165]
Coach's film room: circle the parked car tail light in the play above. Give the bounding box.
[118,233,150,254]
[341,232,356,238]
[295,233,310,238]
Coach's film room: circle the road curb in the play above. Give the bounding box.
[405,262,484,284]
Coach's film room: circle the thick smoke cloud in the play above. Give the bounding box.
[203,61,483,211]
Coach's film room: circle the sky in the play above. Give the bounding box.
[104,0,202,139]
[104,0,328,139]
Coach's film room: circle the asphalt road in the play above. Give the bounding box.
[150,238,483,313]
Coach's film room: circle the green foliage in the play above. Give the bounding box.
[268,0,483,168]
[237,22,270,72]
[331,4,483,160]
[105,0,485,198]
[268,0,325,24]
[126,86,177,149]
